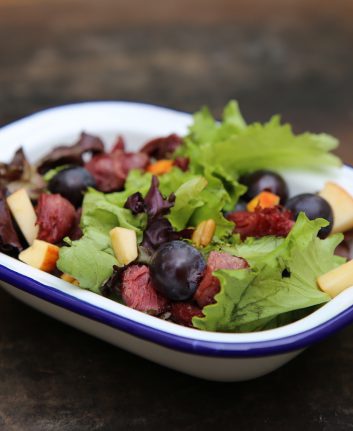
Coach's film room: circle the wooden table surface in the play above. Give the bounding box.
[1,1,353,430]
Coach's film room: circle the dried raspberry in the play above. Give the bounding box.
[227,206,294,240]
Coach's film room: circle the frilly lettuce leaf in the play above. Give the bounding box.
[168,176,207,230]
[57,100,342,306]
[57,187,148,290]
[121,167,244,239]
[178,101,341,179]
[193,213,345,332]
[57,233,117,292]
[81,188,147,241]
[57,163,245,290]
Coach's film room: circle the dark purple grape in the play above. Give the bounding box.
[150,241,206,301]
[286,193,334,238]
[240,170,289,203]
[48,166,96,207]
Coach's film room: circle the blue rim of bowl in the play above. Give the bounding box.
[1,102,353,358]
[1,262,353,358]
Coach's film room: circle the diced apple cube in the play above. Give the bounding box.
[110,227,138,265]
[19,240,59,272]
[319,182,353,233]
[6,188,39,244]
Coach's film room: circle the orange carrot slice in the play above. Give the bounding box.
[146,159,174,175]
[247,191,280,212]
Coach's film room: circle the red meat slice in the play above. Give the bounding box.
[207,251,248,272]
[227,206,294,240]
[193,267,219,308]
[85,154,123,192]
[114,151,149,177]
[170,302,203,327]
[110,135,125,153]
[194,251,248,308]
[121,265,169,315]
[68,208,83,241]
[36,193,76,244]
[85,148,149,192]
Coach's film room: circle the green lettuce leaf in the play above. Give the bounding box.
[167,176,208,230]
[120,168,243,239]
[158,167,244,238]
[57,187,147,290]
[178,101,341,179]
[81,188,147,241]
[193,213,345,332]
[57,233,117,292]
[188,171,237,239]
[220,236,285,267]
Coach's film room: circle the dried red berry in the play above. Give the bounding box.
[227,206,294,240]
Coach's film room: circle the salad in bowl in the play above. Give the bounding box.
[1,100,352,336]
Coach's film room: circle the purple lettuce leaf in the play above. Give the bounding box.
[124,192,146,215]
[123,175,179,252]
[100,265,123,299]
[144,176,175,219]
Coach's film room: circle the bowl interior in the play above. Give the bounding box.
[1,101,353,345]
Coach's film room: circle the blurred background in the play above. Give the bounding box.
[1,0,353,159]
[1,1,353,430]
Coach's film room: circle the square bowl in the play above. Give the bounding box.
[1,101,353,382]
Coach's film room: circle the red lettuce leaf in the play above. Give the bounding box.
[140,134,183,159]
[0,148,26,184]
[37,132,104,174]
[0,189,23,256]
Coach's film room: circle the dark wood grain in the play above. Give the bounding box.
[1,1,353,430]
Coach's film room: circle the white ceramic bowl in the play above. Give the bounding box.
[1,102,353,382]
